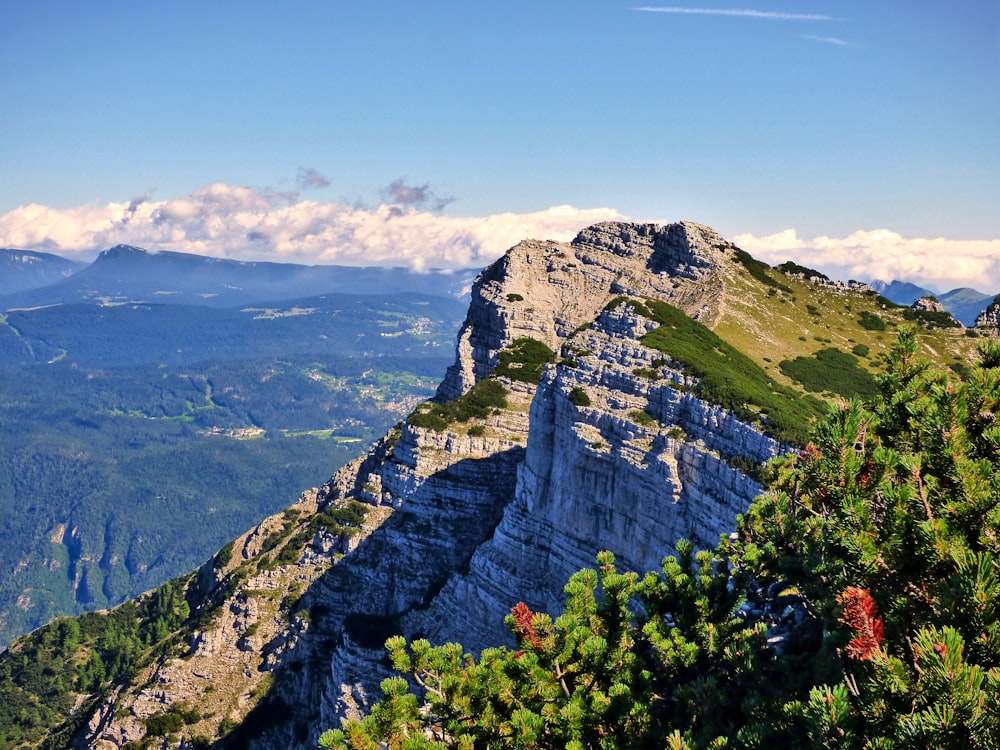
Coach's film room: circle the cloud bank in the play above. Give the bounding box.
[0,182,625,272]
[4,186,995,290]
[734,229,1000,293]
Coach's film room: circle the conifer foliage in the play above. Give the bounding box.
[321,329,1000,749]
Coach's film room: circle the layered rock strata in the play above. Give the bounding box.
[407,302,781,651]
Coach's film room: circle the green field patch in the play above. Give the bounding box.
[639,299,825,444]
[163,414,196,424]
[278,429,363,442]
[493,337,556,384]
[779,347,879,399]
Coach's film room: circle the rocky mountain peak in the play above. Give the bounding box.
[59,220,784,749]
[98,244,150,259]
[4,218,993,750]
[436,220,732,401]
[31,219,987,750]
[571,220,730,273]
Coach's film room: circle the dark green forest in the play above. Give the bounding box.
[0,293,463,367]
[0,293,463,645]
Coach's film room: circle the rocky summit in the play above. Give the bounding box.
[6,221,982,749]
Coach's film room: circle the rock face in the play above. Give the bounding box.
[71,222,788,749]
[912,295,946,314]
[976,296,1000,334]
[435,222,730,401]
[407,303,781,652]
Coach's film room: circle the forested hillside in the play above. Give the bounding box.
[0,291,464,645]
[0,249,82,295]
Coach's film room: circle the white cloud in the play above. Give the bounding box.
[733,228,1000,292]
[6,191,995,293]
[802,34,852,46]
[0,183,626,271]
[633,7,836,21]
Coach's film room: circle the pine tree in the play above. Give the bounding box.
[741,329,1000,747]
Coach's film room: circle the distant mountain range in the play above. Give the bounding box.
[3,245,994,325]
[869,279,996,326]
[0,248,84,295]
[0,244,477,309]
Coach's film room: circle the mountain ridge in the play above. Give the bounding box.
[6,243,995,324]
[0,244,478,310]
[869,278,995,326]
[0,221,987,749]
[75,220,781,748]
[0,248,84,295]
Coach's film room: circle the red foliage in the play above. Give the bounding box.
[858,459,874,489]
[838,586,885,661]
[800,443,823,462]
[510,602,543,651]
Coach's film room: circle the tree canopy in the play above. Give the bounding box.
[321,328,1000,749]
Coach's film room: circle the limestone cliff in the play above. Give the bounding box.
[406,302,781,654]
[71,222,791,749]
[435,222,730,400]
[976,295,1000,334]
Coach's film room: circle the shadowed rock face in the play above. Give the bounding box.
[406,301,782,655]
[72,222,786,750]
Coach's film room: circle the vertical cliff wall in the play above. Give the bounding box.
[408,302,782,651]
[306,221,784,745]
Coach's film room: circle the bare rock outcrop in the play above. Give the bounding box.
[435,221,731,401]
[912,295,945,314]
[975,295,1000,334]
[407,300,782,651]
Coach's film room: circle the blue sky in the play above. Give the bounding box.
[2,1,998,289]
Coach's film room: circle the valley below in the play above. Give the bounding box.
[0,249,468,647]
